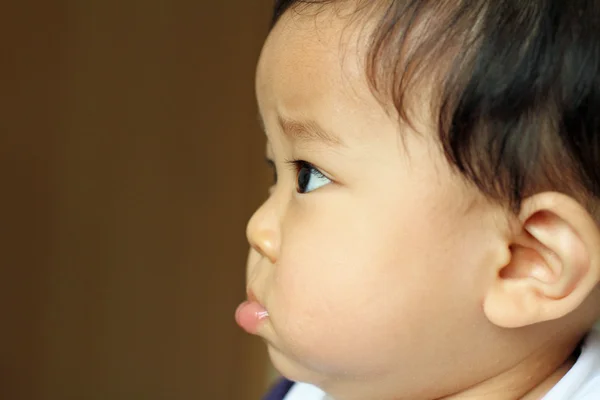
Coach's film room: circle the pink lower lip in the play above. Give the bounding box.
[235,300,269,335]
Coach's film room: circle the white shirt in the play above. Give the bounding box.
[285,329,600,400]
[284,382,328,400]
[542,328,600,399]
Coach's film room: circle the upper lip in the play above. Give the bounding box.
[247,288,259,303]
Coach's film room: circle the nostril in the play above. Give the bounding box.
[249,241,262,256]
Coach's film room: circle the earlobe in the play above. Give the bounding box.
[483,192,600,328]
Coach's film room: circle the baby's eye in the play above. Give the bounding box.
[294,161,331,194]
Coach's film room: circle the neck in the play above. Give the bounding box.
[325,335,585,400]
[441,336,582,400]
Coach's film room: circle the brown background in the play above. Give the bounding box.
[1,1,274,399]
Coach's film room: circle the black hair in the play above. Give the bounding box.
[271,0,600,215]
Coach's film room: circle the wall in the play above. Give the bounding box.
[1,1,273,398]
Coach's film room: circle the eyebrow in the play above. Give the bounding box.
[257,114,345,148]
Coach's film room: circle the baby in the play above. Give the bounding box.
[235,0,600,399]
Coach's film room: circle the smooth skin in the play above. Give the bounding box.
[245,6,600,400]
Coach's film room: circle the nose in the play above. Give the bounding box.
[246,196,280,264]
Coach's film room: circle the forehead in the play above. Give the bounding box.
[255,8,376,124]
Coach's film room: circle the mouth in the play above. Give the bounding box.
[236,288,269,335]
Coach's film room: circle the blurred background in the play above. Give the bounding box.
[1,1,274,399]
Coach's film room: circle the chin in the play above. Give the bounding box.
[266,344,324,385]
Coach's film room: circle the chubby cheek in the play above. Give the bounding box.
[267,203,442,377]
[271,258,387,376]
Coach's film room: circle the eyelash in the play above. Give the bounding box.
[284,159,327,180]
[265,158,328,185]
[266,158,277,183]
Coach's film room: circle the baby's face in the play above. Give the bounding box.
[247,7,508,399]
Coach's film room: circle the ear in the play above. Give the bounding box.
[483,192,600,328]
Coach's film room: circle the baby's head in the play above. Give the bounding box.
[241,1,600,398]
